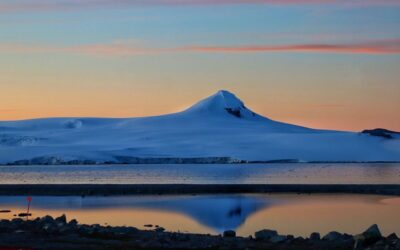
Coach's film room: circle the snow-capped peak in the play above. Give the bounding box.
[1,89,399,164]
[213,90,245,109]
[184,90,259,119]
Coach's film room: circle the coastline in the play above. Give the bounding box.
[2,159,400,166]
[0,184,399,196]
[0,215,398,250]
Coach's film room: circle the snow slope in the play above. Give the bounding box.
[0,90,399,164]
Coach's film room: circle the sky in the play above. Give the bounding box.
[0,0,399,131]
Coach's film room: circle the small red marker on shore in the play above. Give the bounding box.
[27,196,32,218]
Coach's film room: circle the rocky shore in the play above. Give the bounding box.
[0,215,399,250]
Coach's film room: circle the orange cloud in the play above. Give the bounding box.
[1,39,399,56]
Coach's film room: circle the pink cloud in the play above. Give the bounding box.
[183,39,400,55]
[1,39,399,56]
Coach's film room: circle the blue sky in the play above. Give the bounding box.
[0,0,399,131]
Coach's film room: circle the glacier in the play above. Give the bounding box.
[0,90,399,164]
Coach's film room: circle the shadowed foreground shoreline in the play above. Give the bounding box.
[0,215,399,250]
[0,184,399,196]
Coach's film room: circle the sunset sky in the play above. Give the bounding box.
[0,0,399,131]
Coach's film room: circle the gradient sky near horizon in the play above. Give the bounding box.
[0,0,399,131]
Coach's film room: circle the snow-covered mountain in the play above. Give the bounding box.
[0,90,399,164]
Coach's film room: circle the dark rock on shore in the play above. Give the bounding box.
[0,216,399,250]
[40,215,55,224]
[269,235,287,243]
[223,230,236,238]
[55,214,67,224]
[17,212,32,217]
[362,224,382,244]
[310,232,321,241]
[255,229,278,240]
[353,224,384,248]
[323,231,346,241]
[388,233,399,240]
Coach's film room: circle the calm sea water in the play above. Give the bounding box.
[0,163,399,184]
[0,194,399,237]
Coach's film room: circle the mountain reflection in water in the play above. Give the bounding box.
[1,194,399,237]
[0,195,270,232]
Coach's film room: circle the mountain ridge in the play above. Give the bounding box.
[0,90,399,164]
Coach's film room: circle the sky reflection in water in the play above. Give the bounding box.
[0,194,399,237]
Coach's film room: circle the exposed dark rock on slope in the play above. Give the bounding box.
[362,128,400,139]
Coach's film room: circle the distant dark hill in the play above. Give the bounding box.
[361,128,400,139]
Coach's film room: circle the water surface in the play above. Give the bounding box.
[0,194,399,237]
[0,163,399,184]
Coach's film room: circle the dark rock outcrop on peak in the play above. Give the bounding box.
[361,128,400,139]
[225,107,242,118]
[1,216,399,250]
